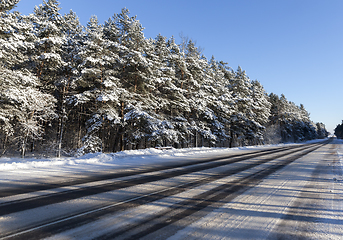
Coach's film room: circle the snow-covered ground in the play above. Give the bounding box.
[0,140,324,183]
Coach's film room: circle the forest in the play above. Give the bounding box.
[0,0,328,157]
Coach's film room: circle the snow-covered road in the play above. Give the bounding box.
[0,139,342,239]
[169,140,343,240]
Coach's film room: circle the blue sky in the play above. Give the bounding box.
[14,0,343,133]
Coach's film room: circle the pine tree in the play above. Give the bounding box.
[55,10,84,156]
[164,37,195,147]
[115,9,176,149]
[0,2,56,156]
[191,54,223,147]
[116,8,150,93]
[0,70,56,157]
[316,122,328,139]
[74,15,131,154]
[162,37,193,146]
[229,66,254,146]
[134,35,175,147]
[334,121,343,139]
[29,0,65,88]
[206,57,235,146]
[75,16,115,154]
[250,80,271,144]
[28,0,70,156]
[266,93,319,143]
[0,0,19,13]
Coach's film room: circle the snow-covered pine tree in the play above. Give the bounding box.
[228,66,254,146]
[73,15,132,154]
[116,8,150,93]
[136,35,178,148]
[0,0,19,13]
[114,9,170,149]
[54,10,84,156]
[159,36,195,147]
[102,14,143,151]
[0,1,23,152]
[183,40,202,93]
[0,70,57,157]
[172,39,203,148]
[30,0,65,90]
[25,0,68,155]
[75,16,115,154]
[0,2,56,156]
[316,122,328,139]
[188,52,219,147]
[294,103,317,141]
[269,94,292,142]
[266,93,317,143]
[161,37,194,146]
[264,93,281,144]
[250,80,271,144]
[204,56,235,147]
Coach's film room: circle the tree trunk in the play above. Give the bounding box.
[195,130,198,148]
[1,135,8,156]
[77,109,82,149]
[120,133,124,151]
[57,116,64,158]
[21,133,29,158]
[229,129,233,148]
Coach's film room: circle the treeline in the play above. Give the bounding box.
[0,0,328,157]
[334,122,343,139]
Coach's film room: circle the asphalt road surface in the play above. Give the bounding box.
[0,139,342,240]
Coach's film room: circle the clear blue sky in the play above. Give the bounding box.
[14,0,343,133]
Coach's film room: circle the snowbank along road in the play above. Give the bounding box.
[0,139,342,239]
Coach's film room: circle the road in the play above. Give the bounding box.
[0,139,342,240]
